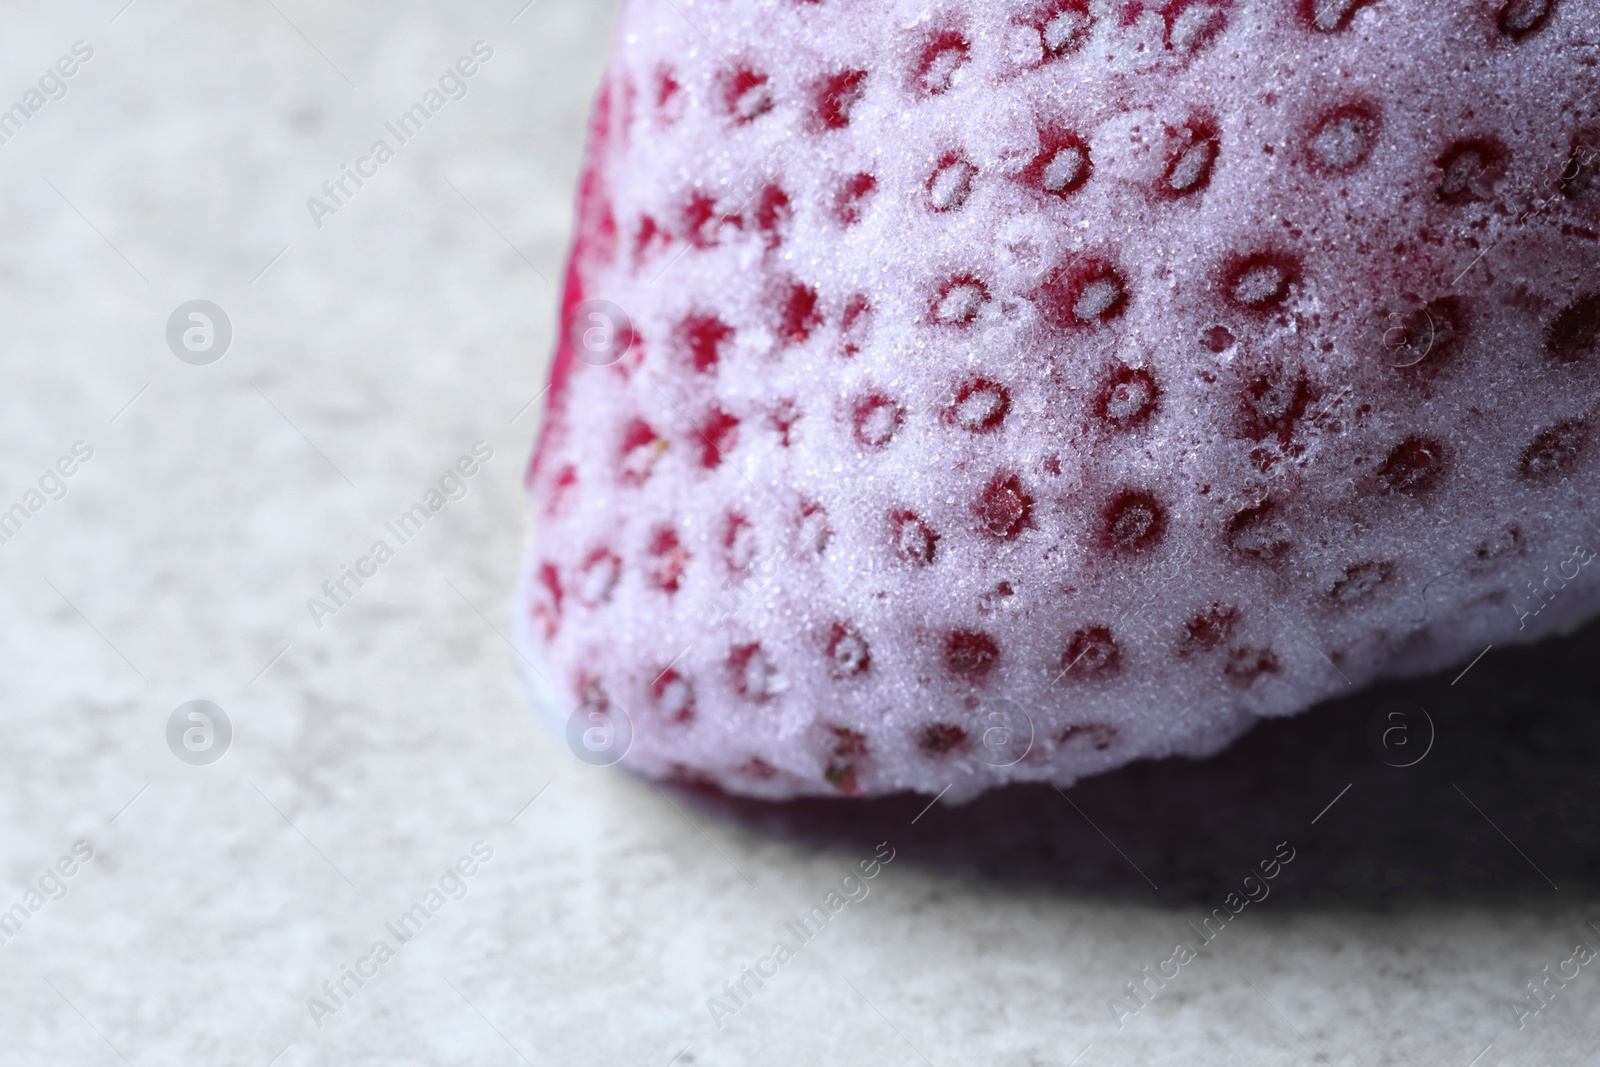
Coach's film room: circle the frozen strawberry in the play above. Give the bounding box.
[521,0,1600,799]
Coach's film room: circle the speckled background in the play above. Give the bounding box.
[1,2,1597,1064]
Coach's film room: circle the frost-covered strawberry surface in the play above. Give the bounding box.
[523,0,1600,799]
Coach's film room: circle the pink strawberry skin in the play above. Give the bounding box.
[524,0,1600,799]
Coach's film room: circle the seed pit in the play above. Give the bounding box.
[1104,490,1166,552]
[1498,0,1553,38]
[947,378,1011,433]
[655,67,682,115]
[797,501,831,554]
[1057,723,1117,750]
[1075,277,1124,322]
[1225,252,1298,310]
[834,172,877,226]
[1546,294,1600,364]
[1161,116,1221,197]
[1036,260,1128,328]
[619,418,666,485]
[778,280,821,344]
[1095,365,1159,430]
[1039,2,1093,56]
[917,723,969,756]
[682,192,736,250]
[932,276,989,326]
[770,399,799,447]
[723,513,757,571]
[890,509,939,565]
[814,69,868,131]
[1239,366,1314,443]
[1063,626,1121,676]
[678,313,732,373]
[827,622,871,678]
[1167,1,1228,53]
[976,473,1034,539]
[1168,138,1217,194]
[915,30,970,95]
[1300,0,1376,32]
[1024,130,1092,198]
[841,295,872,357]
[1178,604,1238,655]
[723,67,774,124]
[1436,138,1507,203]
[1226,501,1293,560]
[927,155,978,212]
[1382,296,1464,370]
[944,630,1000,678]
[697,408,739,469]
[1559,136,1600,200]
[645,527,688,592]
[1520,419,1588,481]
[531,563,561,640]
[651,669,695,724]
[575,548,621,607]
[1232,261,1290,307]
[852,394,904,449]
[1308,103,1380,172]
[752,184,791,249]
[1378,436,1447,496]
[1224,647,1279,686]
[1328,561,1394,604]
[730,643,780,701]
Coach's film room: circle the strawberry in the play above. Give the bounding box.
[522,0,1600,799]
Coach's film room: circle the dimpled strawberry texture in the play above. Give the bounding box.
[523,0,1600,799]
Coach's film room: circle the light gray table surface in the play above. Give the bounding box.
[1,2,1596,1064]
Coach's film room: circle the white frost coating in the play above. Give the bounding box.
[523,0,1600,799]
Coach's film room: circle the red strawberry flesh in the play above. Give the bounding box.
[523,0,1600,799]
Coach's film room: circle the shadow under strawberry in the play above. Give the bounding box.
[667,616,1600,907]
